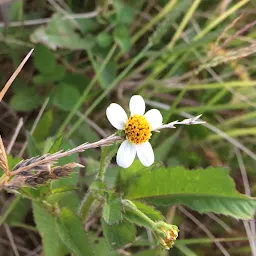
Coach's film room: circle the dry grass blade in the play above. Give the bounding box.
[10,135,122,176]
[197,44,256,74]
[0,48,34,102]
[0,135,9,174]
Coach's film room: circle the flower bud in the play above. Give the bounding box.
[153,221,179,250]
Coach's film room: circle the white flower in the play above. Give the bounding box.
[106,95,163,168]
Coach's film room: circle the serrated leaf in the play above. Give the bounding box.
[93,237,118,256]
[56,208,94,256]
[33,110,53,142]
[53,83,80,111]
[113,1,134,24]
[33,64,66,84]
[101,218,136,250]
[34,45,56,74]
[114,25,131,53]
[124,167,256,219]
[10,88,41,112]
[97,60,117,89]
[33,202,68,256]
[30,13,88,50]
[118,160,154,191]
[47,187,79,213]
[103,192,122,224]
[63,73,90,93]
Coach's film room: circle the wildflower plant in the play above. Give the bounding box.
[1,1,256,253]
[1,62,256,254]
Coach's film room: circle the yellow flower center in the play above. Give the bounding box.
[160,229,178,250]
[124,114,151,144]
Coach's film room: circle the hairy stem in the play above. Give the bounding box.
[79,191,95,224]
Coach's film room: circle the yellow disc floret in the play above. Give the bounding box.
[124,114,151,144]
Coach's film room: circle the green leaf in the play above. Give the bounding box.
[51,140,79,189]
[93,237,118,256]
[114,25,131,53]
[99,144,118,181]
[63,73,90,93]
[97,31,113,48]
[33,110,53,141]
[48,136,63,154]
[33,65,66,84]
[33,202,68,256]
[124,167,256,219]
[7,155,22,170]
[10,88,41,112]
[56,208,94,256]
[53,83,80,111]
[118,160,155,191]
[103,192,122,225]
[113,1,135,24]
[101,218,136,250]
[7,198,30,226]
[34,45,56,74]
[30,13,89,50]
[27,133,41,156]
[97,60,117,89]
[132,201,164,221]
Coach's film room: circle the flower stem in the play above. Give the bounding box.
[79,191,95,224]
[122,200,155,230]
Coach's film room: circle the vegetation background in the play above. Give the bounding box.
[0,0,256,255]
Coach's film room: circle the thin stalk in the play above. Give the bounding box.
[218,111,256,128]
[168,0,201,49]
[207,88,228,106]
[132,0,177,44]
[122,200,155,229]
[67,44,151,138]
[153,80,256,92]
[79,191,95,224]
[172,102,252,114]
[194,0,250,41]
[176,237,251,245]
[207,127,256,142]
[57,45,117,136]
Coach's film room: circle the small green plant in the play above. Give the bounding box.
[1,85,256,254]
[1,1,256,255]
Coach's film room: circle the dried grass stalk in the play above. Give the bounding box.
[11,134,122,176]
[0,136,9,174]
[0,49,34,102]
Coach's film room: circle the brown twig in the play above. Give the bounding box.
[0,49,34,102]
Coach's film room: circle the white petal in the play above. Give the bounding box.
[144,109,163,130]
[136,141,154,167]
[129,95,145,116]
[106,103,128,130]
[116,140,136,168]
